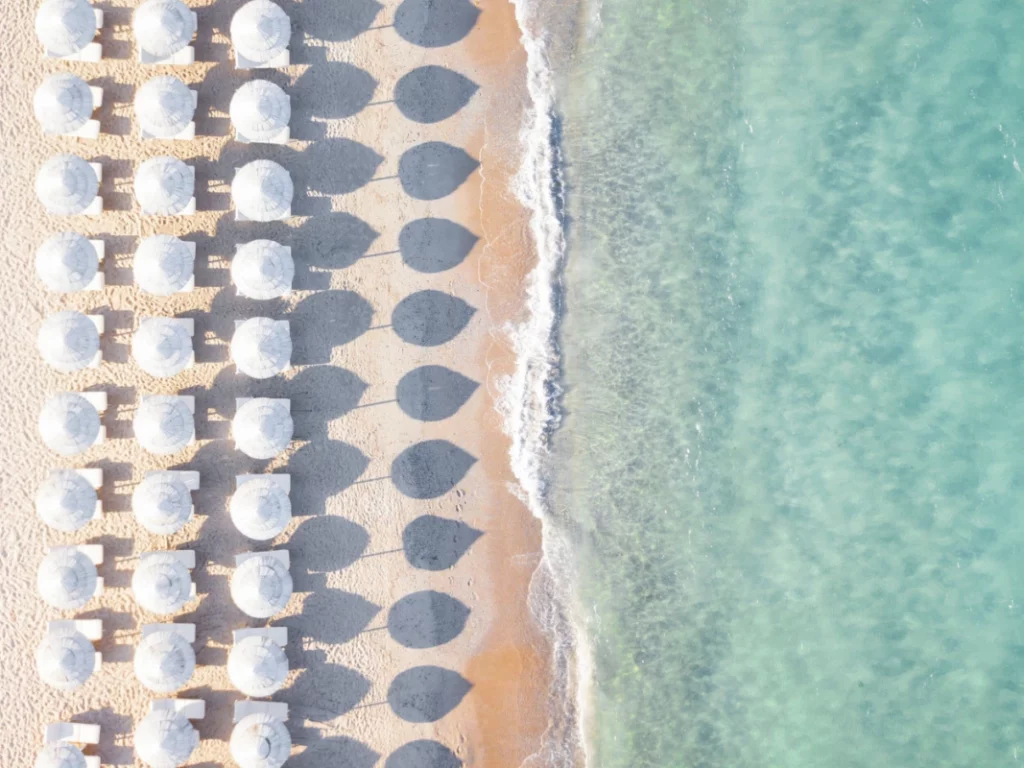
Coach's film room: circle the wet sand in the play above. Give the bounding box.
[0,0,551,765]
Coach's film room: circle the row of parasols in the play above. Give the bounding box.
[34,1,301,767]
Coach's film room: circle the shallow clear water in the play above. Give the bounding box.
[553,0,1024,766]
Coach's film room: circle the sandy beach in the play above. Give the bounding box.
[0,0,552,765]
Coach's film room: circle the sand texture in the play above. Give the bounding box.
[0,0,551,765]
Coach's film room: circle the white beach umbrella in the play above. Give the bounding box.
[132,318,193,378]
[132,554,192,615]
[230,478,291,540]
[135,76,195,138]
[36,232,100,293]
[36,0,98,57]
[228,635,288,697]
[134,0,197,60]
[36,154,98,216]
[230,554,292,618]
[230,714,291,768]
[135,156,194,215]
[37,547,99,610]
[233,398,293,459]
[231,318,291,379]
[35,742,88,768]
[134,396,195,455]
[134,629,196,693]
[133,473,193,534]
[34,74,94,135]
[135,235,194,295]
[37,311,100,373]
[232,160,292,222]
[36,470,98,532]
[135,709,199,768]
[231,0,290,66]
[229,80,290,142]
[232,240,293,299]
[36,627,96,690]
[39,393,101,455]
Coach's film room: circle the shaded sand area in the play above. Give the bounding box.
[0,0,553,765]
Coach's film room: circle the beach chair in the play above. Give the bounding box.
[233,701,288,723]
[150,698,205,719]
[141,623,197,642]
[232,626,287,646]
[44,722,101,745]
[235,550,290,568]
[236,474,290,492]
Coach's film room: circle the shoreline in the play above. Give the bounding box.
[0,0,564,766]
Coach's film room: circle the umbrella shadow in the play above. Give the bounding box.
[90,76,134,136]
[77,707,133,765]
[396,366,479,421]
[279,648,372,722]
[394,67,478,124]
[399,218,478,274]
[291,290,374,364]
[387,591,470,649]
[391,441,477,499]
[290,735,379,768]
[87,459,132,513]
[403,515,483,571]
[398,142,479,201]
[392,291,476,347]
[99,234,137,286]
[387,740,463,768]
[394,0,480,48]
[289,0,383,43]
[287,440,370,515]
[276,588,380,644]
[387,666,472,723]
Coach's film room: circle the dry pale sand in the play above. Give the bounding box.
[0,0,553,765]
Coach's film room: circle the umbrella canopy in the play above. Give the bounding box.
[35,230,99,292]
[36,154,98,216]
[230,554,292,618]
[34,73,94,135]
[134,396,194,455]
[231,318,291,379]
[229,80,290,142]
[132,318,193,378]
[36,232,100,293]
[232,240,293,299]
[134,629,196,693]
[37,311,100,373]
[135,156,194,215]
[133,553,192,615]
[35,743,88,768]
[36,470,97,531]
[228,635,288,697]
[133,472,193,534]
[230,477,291,540]
[36,0,97,57]
[135,235,194,295]
[232,160,292,221]
[230,714,291,768]
[135,709,198,768]
[39,393,101,455]
[233,398,293,459]
[36,627,96,690]
[37,547,99,610]
[135,76,195,138]
[231,0,290,65]
[134,0,196,59]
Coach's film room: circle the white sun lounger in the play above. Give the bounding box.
[232,626,287,646]
[141,622,197,642]
[235,550,289,568]
[233,701,288,723]
[150,698,205,719]
[236,474,290,492]
[48,619,102,642]
[44,722,101,745]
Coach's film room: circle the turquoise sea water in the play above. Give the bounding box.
[551,0,1024,766]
